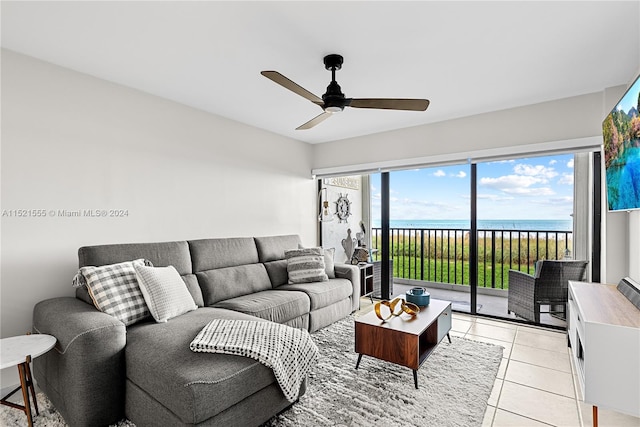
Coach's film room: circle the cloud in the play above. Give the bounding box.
[433,170,446,177]
[558,173,573,185]
[506,187,555,196]
[549,159,557,165]
[480,175,555,196]
[476,194,515,201]
[454,171,467,178]
[567,159,574,168]
[481,174,543,189]
[513,164,558,180]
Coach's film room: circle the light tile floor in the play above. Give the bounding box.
[358,297,640,427]
[454,312,640,427]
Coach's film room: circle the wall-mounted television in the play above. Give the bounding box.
[602,74,640,212]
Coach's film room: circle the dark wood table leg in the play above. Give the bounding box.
[413,370,419,389]
[24,356,38,415]
[593,405,598,427]
[17,359,34,427]
[355,354,363,370]
[447,333,452,344]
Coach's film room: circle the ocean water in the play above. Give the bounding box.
[371,219,572,231]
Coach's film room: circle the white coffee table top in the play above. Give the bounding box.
[0,334,57,369]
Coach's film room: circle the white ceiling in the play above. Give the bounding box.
[2,1,639,144]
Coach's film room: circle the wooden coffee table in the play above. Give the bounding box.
[355,298,452,388]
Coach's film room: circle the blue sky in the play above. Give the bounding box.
[370,154,574,221]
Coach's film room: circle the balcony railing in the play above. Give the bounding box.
[371,227,573,289]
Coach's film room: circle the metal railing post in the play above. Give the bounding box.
[491,231,496,289]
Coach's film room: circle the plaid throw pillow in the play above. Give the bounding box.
[75,259,151,326]
[285,247,328,284]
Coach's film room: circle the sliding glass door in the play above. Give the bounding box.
[370,164,473,311]
[475,153,575,326]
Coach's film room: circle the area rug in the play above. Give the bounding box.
[0,316,502,427]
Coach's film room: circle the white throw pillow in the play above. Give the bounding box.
[285,247,329,284]
[74,259,151,326]
[134,264,197,322]
[324,247,336,279]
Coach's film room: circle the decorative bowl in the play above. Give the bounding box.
[406,288,430,307]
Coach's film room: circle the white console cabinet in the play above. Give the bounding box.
[567,281,640,425]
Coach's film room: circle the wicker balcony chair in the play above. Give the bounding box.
[508,260,588,323]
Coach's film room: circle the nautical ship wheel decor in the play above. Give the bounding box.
[335,193,352,223]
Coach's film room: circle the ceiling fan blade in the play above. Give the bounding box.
[296,112,332,130]
[261,71,323,104]
[348,98,430,111]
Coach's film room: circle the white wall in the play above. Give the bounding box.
[0,50,316,387]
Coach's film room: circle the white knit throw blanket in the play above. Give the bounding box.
[190,319,319,402]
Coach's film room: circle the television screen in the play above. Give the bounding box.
[602,74,640,212]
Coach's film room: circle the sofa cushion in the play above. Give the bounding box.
[197,264,272,306]
[78,241,192,274]
[264,259,288,287]
[213,290,310,324]
[125,308,286,424]
[75,259,150,326]
[182,274,204,307]
[277,278,353,310]
[76,241,194,304]
[285,248,328,284]
[189,238,259,272]
[254,235,301,262]
[134,264,197,322]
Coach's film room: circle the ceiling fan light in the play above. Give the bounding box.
[324,106,343,113]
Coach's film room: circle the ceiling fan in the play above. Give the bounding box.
[261,54,430,130]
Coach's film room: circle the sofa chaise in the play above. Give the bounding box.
[32,234,359,426]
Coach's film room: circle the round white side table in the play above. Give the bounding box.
[1,334,56,427]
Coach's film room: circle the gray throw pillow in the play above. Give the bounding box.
[285,247,329,284]
[298,244,336,279]
[134,264,197,323]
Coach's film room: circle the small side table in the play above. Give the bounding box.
[1,334,56,427]
[357,263,374,304]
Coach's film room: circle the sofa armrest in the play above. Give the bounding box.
[335,263,360,312]
[33,297,127,427]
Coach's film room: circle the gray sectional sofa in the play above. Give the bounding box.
[32,235,359,427]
